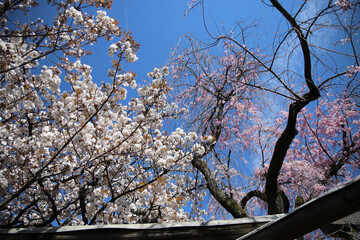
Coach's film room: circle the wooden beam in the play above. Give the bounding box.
[321,212,360,239]
[0,214,285,240]
[237,175,360,240]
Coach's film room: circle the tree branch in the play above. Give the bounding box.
[270,0,320,97]
[264,0,321,215]
[241,190,267,210]
[79,187,88,225]
[192,155,247,218]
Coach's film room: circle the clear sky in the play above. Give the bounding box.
[84,0,350,91]
[83,0,278,86]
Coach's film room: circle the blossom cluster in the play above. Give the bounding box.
[147,66,170,79]
[345,65,360,78]
[108,41,138,63]
[0,0,204,227]
[335,0,351,12]
[66,7,84,24]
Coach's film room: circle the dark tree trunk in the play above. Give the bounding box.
[265,0,321,215]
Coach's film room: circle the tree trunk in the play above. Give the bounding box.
[265,0,321,215]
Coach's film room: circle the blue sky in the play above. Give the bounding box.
[86,0,353,92]
[84,0,278,85]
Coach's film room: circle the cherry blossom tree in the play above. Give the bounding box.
[1,0,359,230]
[171,0,360,219]
[0,0,206,227]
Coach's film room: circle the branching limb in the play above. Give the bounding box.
[241,190,267,210]
[192,155,248,218]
